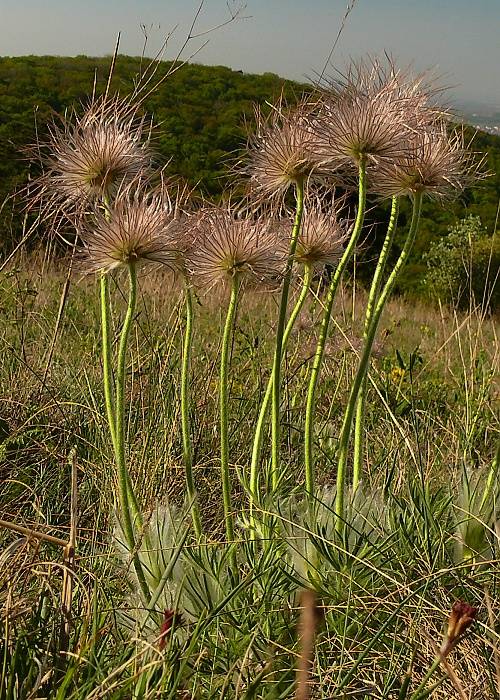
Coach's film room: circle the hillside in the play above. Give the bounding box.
[0,55,499,299]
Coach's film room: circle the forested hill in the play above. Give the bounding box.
[0,55,306,207]
[0,55,499,301]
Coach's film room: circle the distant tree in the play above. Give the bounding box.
[423,215,499,310]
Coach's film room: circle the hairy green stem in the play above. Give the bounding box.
[181,283,202,538]
[220,276,240,544]
[304,160,367,496]
[352,196,399,490]
[270,178,304,490]
[335,192,423,523]
[249,263,312,507]
[115,262,149,602]
[100,275,142,523]
[100,273,117,452]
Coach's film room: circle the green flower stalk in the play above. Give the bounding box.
[304,160,367,497]
[79,184,182,603]
[100,269,142,532]
[250,263,312,508]
[181,283,202,538]
[335,192,422,523]
[270,178,304,489]
[220,276,240,544]
[100,272,117,453]
[189,206,282,543]
[114,262,150,601]
[249,199,346,511]
[244,100,328,493]
[352,196,399,490]
[99,197,142,523]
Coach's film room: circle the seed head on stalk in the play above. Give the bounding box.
[244,100,329,204]
[291,197,348,269]
[371,123,482,201]
[78,182,182,274]
[30,95,152,224]
[313,58,443,174]
[189,206,284,289]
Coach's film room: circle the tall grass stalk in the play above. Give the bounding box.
[181,283,202,538]
[270,178,304,489]
[303,160,367,496]
[352,195,399,489]
[335,192,423,521]
[249,263,312,509]
[220,275,240,544]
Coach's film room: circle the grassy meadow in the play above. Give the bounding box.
[1,250,498,698]
[0,54,500,700]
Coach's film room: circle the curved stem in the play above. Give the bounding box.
[100,273,117,452]
[304,160,367,496]
[271,178,304,490]
[352,196,399,490]
[220,276,240,544]
[101,276,141,523]
[335,192,423,524]
[249,263,312,507]
[115,262,149,602]
[181,283,202,538]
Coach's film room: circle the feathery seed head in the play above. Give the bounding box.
[314,89,409,170]
[245,101,328,201]
[79,183,181,274]
[288,200,347,268]
[371,124,481,200]
[315,58,445,172]
[34,96,151,218]
[189,207,283,288]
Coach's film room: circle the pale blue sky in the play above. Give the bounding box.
[1,0,498,105]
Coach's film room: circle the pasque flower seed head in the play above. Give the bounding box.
[244,100,329,202]
[32,95,151,222]
[79,182,181,274]
[371,123,481,200]
[189,206,284,288]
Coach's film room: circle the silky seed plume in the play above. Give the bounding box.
[371,123,482,200]
[31,95,152,222]
[244,100,329,203]
[189,207,284,288]
[79,182,180,274]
